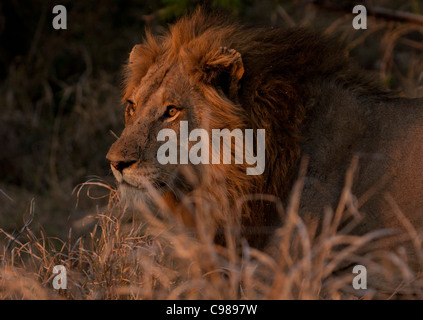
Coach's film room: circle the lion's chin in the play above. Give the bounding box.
[117,181,168,210]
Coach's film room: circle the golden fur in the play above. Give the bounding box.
[107,9,423,257]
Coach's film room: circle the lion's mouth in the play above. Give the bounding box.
[110,163,168,191]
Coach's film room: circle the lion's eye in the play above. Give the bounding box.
[164,105,179,118]
[126,100,136,117]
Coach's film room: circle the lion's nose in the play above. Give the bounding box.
[110,160,136,173]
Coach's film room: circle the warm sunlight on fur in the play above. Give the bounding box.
[107,9,423,260]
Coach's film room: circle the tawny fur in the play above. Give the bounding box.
[108,9,423,261]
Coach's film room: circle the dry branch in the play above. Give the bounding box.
[311,1,423,25]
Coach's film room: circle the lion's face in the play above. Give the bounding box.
[107,61,202,205]
[107,35,246,208]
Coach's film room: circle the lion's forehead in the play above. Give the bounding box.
[133,62,190,109]
[133,62,169,104]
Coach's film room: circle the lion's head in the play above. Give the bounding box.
[106,9,364,243]
[106,12,266,229]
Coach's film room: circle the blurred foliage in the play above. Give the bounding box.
[159,0,247,19]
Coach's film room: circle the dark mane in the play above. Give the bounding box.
[123,8,394,245]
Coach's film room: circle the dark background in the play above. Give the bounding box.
[1,0,422,240]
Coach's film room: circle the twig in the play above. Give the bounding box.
[109,130,119,140]
[370,6,423,25]
[0,189,14,202]
[276,5,296,27]
[1,198,36,259]
[311,1,423,26]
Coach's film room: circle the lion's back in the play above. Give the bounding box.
[300,92,423,250]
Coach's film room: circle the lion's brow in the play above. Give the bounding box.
[137,63,171,107]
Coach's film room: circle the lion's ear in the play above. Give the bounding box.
[129,44,141,64]
[203,47,244,101]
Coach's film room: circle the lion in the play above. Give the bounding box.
[106,9,423,264]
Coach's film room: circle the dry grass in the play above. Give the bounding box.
[1,158,423,300]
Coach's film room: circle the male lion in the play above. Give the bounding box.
[106,10,423,265]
